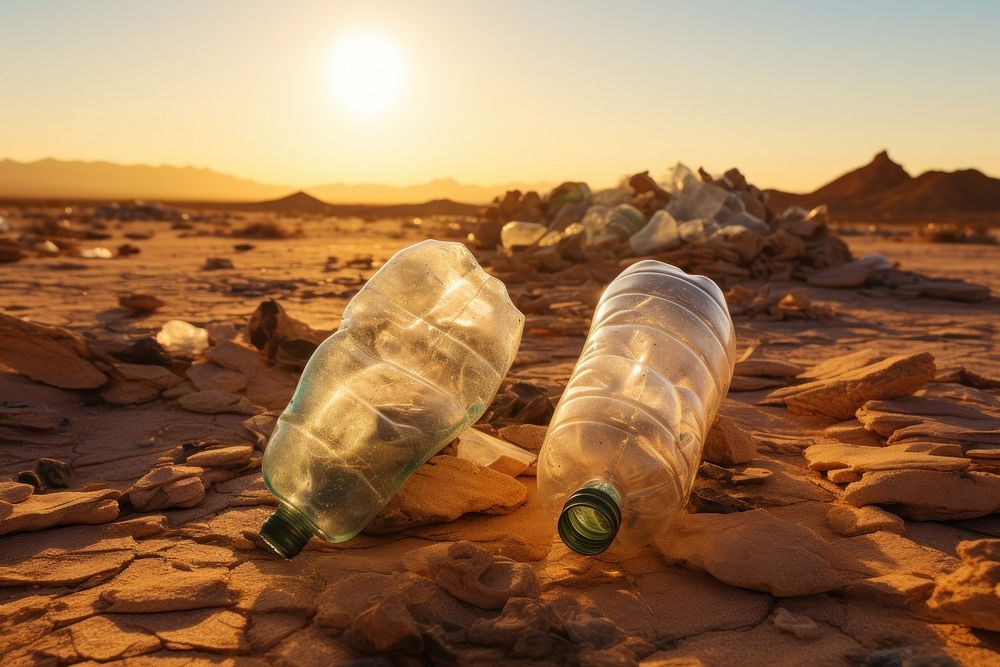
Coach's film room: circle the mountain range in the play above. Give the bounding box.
[766,151,1000,222]
[0,158,554,205]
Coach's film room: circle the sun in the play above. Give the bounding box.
[327,32,405,116]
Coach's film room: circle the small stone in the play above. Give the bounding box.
[36,457,72,488]
[345,596,423,654]
[497,423,547,454]
[206,341,262,376]
[0,481,34,503]
[118,293,165,313]
[178,390,259,415]
[112,362,181,389]
[202,257,235,270]
[186,362,248,393]
[926,539,1000,632]
[100,379,161,405]
[772,608,822,640]
[826,505,904,536]
[185,444,254,468]
[703,416,757,465]
[124,465,206,511]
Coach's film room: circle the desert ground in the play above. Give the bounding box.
[1,204,999,666]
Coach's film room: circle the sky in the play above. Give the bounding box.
[1,0,998,192]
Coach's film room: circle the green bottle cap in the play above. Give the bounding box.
[259,504,314,559]
[557,486,621,556]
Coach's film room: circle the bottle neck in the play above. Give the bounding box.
[259,503,315,558]
[557,482,622,556]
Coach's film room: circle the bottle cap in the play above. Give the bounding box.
[259,504,314,559]
[557,486,621,555]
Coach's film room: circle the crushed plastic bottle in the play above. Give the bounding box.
[501,221,549,249]
[629,210,681,256]
[592,204,647,247]
[155,320,210,358]
[537,260,735,555]
[259,240,524,558]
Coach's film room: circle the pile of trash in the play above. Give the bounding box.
[91,201,191,223]
[474,163,852,287]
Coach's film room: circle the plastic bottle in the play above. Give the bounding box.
[537,260,735,555]
[259,240,524,558]
[501,221,549,249]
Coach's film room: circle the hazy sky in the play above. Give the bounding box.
[1,0,998,191]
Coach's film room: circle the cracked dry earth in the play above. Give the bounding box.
[1,217,1000,666]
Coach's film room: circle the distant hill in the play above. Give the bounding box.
[766,151,1000,222]
[0,157,554,205]
[0,158,290,201]
[240,191,481,218]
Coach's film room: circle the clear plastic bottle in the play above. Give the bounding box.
[259,240,524,557]
[537,260,735,555]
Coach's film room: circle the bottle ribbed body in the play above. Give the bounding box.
[262,240,524,547]
[538,260,735,554]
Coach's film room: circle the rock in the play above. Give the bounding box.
[248,299,328,368]
[467,597,556,658]
[806,255,888,288]
[703,416,757,465]
[926,539,1000,632]
[60,615,161,661]
[36,457,72,488]
[112,362,181,389]
[761,352,936,420]
[497,423,547,454]
[847,572,936,608]
[0,403,65,431]
[155,320,209,358]
[0,489,120,536]
[108,515,167,538]
[804,443,970,476]
[0,481,34,503]
[654,510,852,596]
[123,465,206,511]
[0,312,107,389]
[729,375,788,392]
[896,279,990,303]
[186,362,248,393]
[345,596,423,654]
[118,293,165,313]
[185,444,254,468]
[365,456,527,534]
[202,257,234,270]
[101,569,233,613]
[843,470,1000,520]
[242,412,278,448]
[414,541,540,610]
[178,390,259,415]
[455,428,536,476]
[100,380,161,405]
[206,341,262,376]
[826,505,904,536]
[734,349,803,378]
[772,608,822,640]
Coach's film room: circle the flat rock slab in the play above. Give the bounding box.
[762,352,936,420]
[101,568,233,613]
[365,456,527,535]
[843,469,1000,520]
[653,510,854,596]
[0,312,107,389]
[0,489,121,536]
[804,442,970,475]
